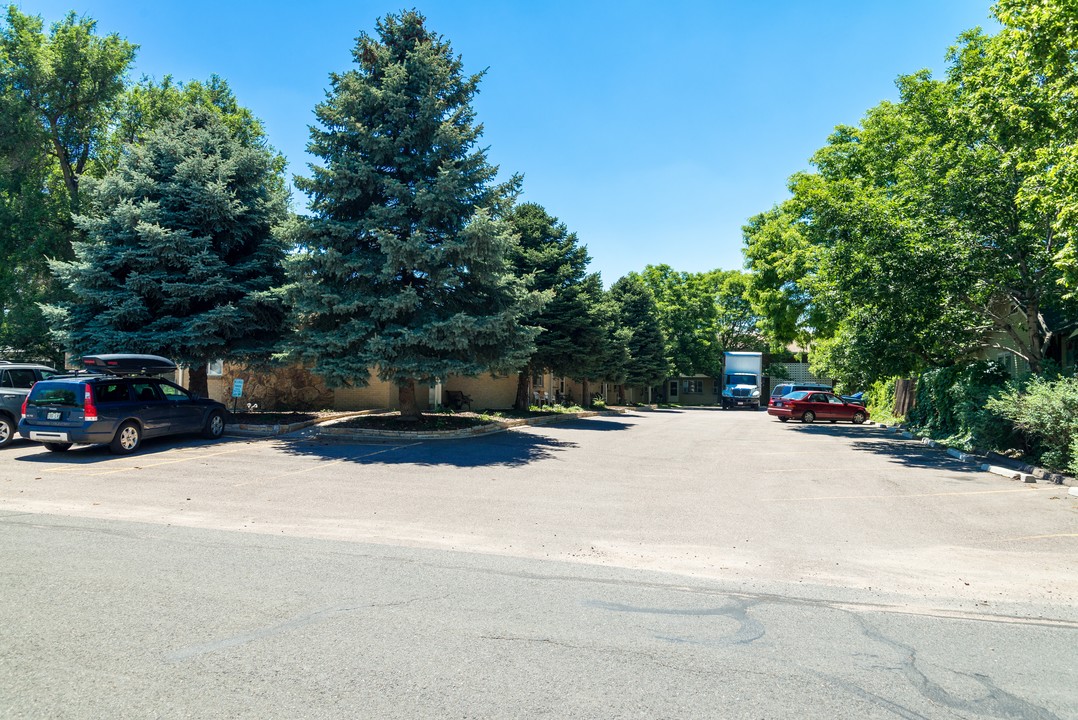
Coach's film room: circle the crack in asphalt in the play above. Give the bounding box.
[839,614,1064,720]
[585,598,766,646]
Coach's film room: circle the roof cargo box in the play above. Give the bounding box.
[80,354,177,376]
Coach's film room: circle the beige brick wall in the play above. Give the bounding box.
[334,378,396,410]
[444,374,517,410]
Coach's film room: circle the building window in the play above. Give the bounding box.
[682,379,703,394]
[532,372,544,388]
[207,360,224,377]
[669,380,678,398]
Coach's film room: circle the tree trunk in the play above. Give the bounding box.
[581,378,591,408]
[514,369,530,411]
[188,363,209,398]
[398,379,421,421]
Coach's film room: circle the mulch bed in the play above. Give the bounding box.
[227,411,331,425]
[332,412,493,432]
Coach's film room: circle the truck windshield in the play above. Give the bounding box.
[726,374,757,386]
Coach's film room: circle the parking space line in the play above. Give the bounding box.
[763,488,1037,502]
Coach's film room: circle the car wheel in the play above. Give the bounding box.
[0,415,13,448]
[801,410,815,423]
[44,442,71,452]
[852,411,867,425]
[110,421,141,454]
[778,417,788,423]
[203,410,225,439]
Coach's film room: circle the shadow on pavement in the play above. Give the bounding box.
[547,418,634,432]
[276,429,580,468]
[11,435,239,465]
[782,423,982,474]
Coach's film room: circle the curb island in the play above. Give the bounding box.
[226,409,618,441]
[873,422,1076,488]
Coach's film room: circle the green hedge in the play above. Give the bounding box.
[986,375,1078,475]
[906,361,1019,453]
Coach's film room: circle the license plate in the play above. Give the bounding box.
[47,411,62,420]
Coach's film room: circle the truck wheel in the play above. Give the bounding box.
[801,410,816,423]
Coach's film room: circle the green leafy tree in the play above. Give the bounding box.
[282,10,542,420]
[46,106,289,396]
[637,265,720,377]
[991,0,1078,294]
[744,3,1078,385]
[608,274,668,394]
[0,6,135,208]
[0,6,135,360]
[636,265,761,378]
[708,269,765,353]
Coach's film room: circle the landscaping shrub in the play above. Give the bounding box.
[863,377,898,422]
[986,375,1078,474]
[906,361,1018,452]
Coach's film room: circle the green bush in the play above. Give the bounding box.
[906,361,1018,452]
[986,375,1078,474]
[863,377,898,421]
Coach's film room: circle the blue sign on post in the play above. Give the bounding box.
[231,379,245,398]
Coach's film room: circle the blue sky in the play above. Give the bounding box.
[26,0,998,284]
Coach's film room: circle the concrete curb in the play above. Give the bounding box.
[874,423,1075,487]
[225,410,383,437]
[312,409,613,442]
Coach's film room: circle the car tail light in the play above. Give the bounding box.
[20,396,28,418]
[83,383,98,422]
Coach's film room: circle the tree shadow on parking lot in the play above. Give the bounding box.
[275,428,580,468]
[11,436,241,465]
[547,417,634,432]
[781,423,983,475]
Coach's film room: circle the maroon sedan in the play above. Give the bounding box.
[767,390,868,424]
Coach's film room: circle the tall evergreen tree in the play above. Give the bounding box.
[608,275,669,393]
[507,202,594,409]
[283,10,541,419]
[46,106,289,396]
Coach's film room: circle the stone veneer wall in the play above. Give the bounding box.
[206,363,334,411]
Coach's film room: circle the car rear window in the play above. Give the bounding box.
[784,391,809,400]
[28,382,83,407]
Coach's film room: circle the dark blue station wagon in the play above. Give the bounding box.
[18,355,227,454]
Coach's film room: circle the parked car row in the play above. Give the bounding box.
[7,354,228,455]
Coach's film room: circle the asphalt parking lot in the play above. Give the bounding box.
[4,407,1077,718]
[3,406,1076,612]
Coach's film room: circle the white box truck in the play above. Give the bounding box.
[721,351,763,409]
